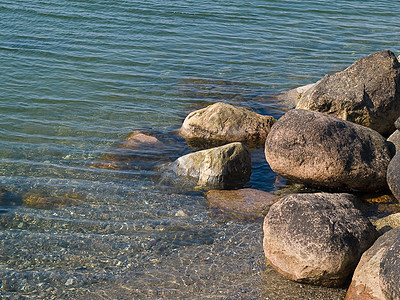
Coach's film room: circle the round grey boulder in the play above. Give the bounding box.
[263,193,378,287]
[265,109,392,192]
[171,142,251,189]
[180,102,276,147]
[296,50,400,136]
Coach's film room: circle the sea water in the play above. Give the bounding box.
[0,0,399,298]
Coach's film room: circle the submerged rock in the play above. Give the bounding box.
[121,131,163,148]
[265,109,392,192]
[263,193,378,287]
[171,142,251,189]
[180,102,276,147]
[206,188,280,219]
[92,131,163,170]
[345,227,400,300]
[296,50,400,136]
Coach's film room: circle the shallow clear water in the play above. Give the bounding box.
[0,0,399,298]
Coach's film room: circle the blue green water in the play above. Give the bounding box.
[0,0,399,298]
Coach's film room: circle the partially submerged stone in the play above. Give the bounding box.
[345,227,400,300]
[297,50,400,136]
[206,188,280,219]
[180,102,276,147]
[263,193,378,287]
[92,131,163,170]
[122,131,163,148]
[265,109,392,192]
[171,142,251,189]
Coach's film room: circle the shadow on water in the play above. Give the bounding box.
[0,187,22,213]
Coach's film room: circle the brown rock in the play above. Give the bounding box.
[296,50,400,136]
[345,227,400,300]
[263,193,378,287]
[180,102,276,147]
[122,131,163,148]
[206,188,280,219]
[265,109,392,192]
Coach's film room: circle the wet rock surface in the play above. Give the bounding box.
[263,193,378,287]
[345,227,400,300]
[171,142,251,189]
[296,50,400,136]
[277,82,316,107]
[265,109,392,191]
[206,188,280,220]
[180,102,276,147]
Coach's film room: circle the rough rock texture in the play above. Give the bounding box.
[263,193,379,287]
[345,227,400,300]
[387,153,400,201]
[265,109,392,192]
[171,142,251,189]
[206,189,280,219]
[180,102,276,147]
[296,50,400,136]
[380,237,400,300]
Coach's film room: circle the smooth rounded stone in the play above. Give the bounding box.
[345,227,400,300]
[206,188,280,219]
[296,50,400,136]
[122,131,163,148]
[171,142,251,189]
[263,193,379,287]
[387,153,400,201]
[265,109,392,192]
[180,102,276,147]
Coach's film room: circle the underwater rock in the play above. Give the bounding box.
[263,193,378,287]
[180,102,276,147]
[122,131,163,148]
[206,188,280,219]
[265,109,392,192]
[171,142,251,189]
[296,50,400,136]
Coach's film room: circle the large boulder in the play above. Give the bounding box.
[296,50,400,136]
[263,193,378,287]
[180,102,276,147]
[171,142,251,189]
[265,109,392,192]
[345,227,400,300]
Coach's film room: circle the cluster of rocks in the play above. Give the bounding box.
[172,50,400,297]
[91,50,400,297]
